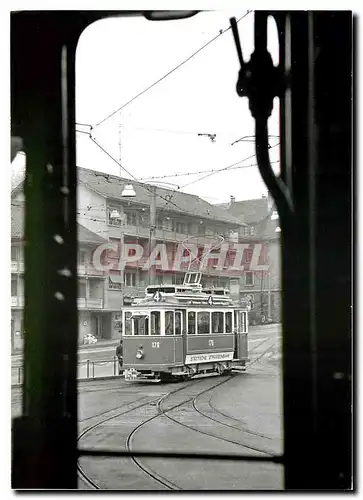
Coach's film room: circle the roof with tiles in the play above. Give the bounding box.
[11,201,107,244]
[77,167,245,227]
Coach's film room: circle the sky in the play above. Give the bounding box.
[74,10,281,205]
[10,10,281,204]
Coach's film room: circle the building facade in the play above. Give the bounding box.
[12,167,257,347]
[217,194,282,324]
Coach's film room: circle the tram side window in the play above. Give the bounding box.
[175,312,182,335]
[151,311,161,335]
[134,316,149,336]
[165,311,174,336]
[124,311,132,335]
[212,312,224,333]
[188,312,196,334]
[225,312,233,333]
[197,312,210,334]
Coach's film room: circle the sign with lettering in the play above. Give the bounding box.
[184,352,234,364]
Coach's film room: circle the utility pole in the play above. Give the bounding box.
[149,185,157,285]
[118,112,124,318]
[267,271,271,319]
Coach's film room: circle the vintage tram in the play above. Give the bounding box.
[122,272,249,382]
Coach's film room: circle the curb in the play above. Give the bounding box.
[12,374,123,389]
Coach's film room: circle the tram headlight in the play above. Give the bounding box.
[136,348,144,359]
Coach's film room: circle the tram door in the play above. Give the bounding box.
[234,311,239,359]
[174,310,184,364]
[234,311,248,359]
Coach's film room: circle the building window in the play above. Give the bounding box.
[109,277,122,290]
[244,226,250,236]
[108,206,122,226]
[150,311,161,335]
[78,281,87,298]
[126,211,138,226]
[174,221,186,234]
[11,275,17,296]
[156,217,164,230]
[172,275,184,285]
[124,273,136,287]
[244,249,253,264]
[78,250,87,265]
[245,271,254,286]
[250,226,255,235]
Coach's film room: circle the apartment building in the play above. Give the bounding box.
[11,167,249,344]
[217,194,282,324]
[11,199,120,349]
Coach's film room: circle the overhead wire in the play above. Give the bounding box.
[139,159,280,181]
[181,143,280,189]
[82,133,237,223]
[76,127,280,220]
[92,10,253,129]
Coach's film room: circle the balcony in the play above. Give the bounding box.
[77,263,106,276]
[108,223,234,246]
[77,298,104,309]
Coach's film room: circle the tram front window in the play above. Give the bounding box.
[165,311,174,335]
[197,311,210,334]
[133,315,149,336]
[175,312,182,335]
[225,312,233,333]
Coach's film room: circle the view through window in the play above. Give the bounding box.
[10,10,283,491]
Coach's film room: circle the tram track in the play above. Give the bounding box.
[77,379,198,490]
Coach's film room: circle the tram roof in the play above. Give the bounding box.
[127,301,248,310]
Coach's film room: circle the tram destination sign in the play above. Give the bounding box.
[185,352,234,364]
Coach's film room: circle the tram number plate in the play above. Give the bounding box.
[125,369,138,380]
[152,342,160,348]
[209,339,215,347]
